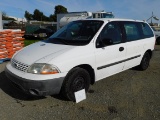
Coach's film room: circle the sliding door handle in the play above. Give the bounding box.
[119,47,124,51]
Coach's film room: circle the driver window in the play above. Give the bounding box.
[96,22,122,48]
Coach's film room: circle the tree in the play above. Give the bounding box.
[23,5,68,22]
[2,11,15,21]
[54,5,68,14]
[2,12,7,17]
[49,14,56,22]
[53,5,68,22]
[32,9,44,21]
[24,11,33,20]
[42,15,49,21]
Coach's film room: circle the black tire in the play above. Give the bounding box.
[61,67,90,101]
[157,38,160,45]
[138,52,151,70]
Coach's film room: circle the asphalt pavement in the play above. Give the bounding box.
[0,46,160,120]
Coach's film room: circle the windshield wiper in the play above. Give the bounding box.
[48,37,68,45]
[72,36,91,40]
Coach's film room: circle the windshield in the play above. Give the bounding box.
[47,20,104,46]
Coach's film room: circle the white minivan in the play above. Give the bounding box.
[5,18,155,101]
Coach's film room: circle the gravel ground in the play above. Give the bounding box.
[0,46,160,120]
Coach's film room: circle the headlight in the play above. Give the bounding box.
[27,63,60,74]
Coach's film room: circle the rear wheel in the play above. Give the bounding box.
[61,67,90,101]
[157,38,160,45]
[138,52,151,70]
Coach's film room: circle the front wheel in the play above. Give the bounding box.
[138,52,151,70]
[61,67,90,101]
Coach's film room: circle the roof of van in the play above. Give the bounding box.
[85,18,145,22]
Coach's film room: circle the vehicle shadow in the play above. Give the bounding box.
[130,66,141,71]
[51,94,70,102]
[0,71,46,101]
[0,71,68,101]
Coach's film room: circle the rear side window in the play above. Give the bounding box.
[141,23,154,38]
[124,22,141,41]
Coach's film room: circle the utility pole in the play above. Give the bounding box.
[151,12,153,25]
[147,12,159,26]
[0,11,3,30]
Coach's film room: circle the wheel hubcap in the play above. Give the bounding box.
[72,76,85,92]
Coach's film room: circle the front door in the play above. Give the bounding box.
[95,21,126,81]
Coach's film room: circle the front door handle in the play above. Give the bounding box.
[119,47,124,51]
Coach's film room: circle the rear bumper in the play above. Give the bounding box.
[5,66,64,96]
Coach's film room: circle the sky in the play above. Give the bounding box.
[0,0,160,23]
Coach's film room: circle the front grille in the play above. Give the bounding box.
[11,59,29,72]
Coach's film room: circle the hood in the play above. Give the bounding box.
[13,41,75,65]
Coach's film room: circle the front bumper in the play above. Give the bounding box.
[5,64,65,96]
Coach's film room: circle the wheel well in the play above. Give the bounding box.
[73,64,95,85]
[156,36,160,40]
[156,37,160,45]
[146,50,152,58]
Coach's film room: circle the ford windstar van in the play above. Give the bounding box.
[5,18,155,101]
